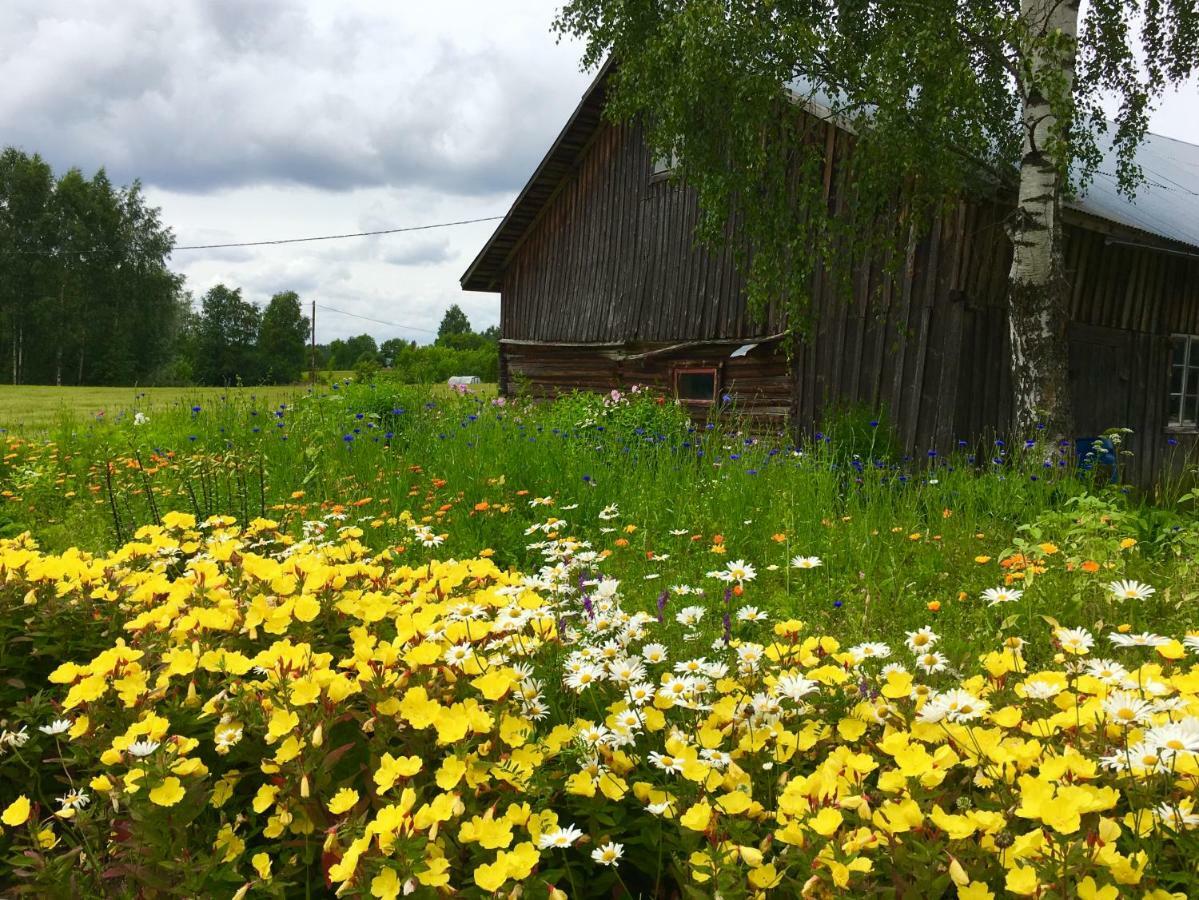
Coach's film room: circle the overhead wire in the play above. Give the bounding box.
[315,304,438,335]
[1,214,504,255]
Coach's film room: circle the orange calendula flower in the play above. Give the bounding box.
[927,601,942,612]
[771,533,787,543]
[1081,560,1100,573]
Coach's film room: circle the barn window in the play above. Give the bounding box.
[1169,334,1199,428]
[650,150,679,178]
[674,367,718,404]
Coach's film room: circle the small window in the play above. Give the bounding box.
[675,367,718,404]
[650,149,679,178]
[1169,334,1199,428]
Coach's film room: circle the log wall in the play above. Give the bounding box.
[499,115,1199,484]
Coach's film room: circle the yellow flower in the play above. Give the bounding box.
[680,799,713,832]
[748,863,782,889]
[416,856,451,887]
[374,753,422,794]
[1005,865,1038,896]
[1077,877,1120,900]
[958,884,995,900]
[327,787,359,815]
[149,777,186,807]
[2,795,31,827]
[370,866,401,899]
[252,852,272,880]
[809,807,843,837]
[459,812,514,850]
[471,668,515,701]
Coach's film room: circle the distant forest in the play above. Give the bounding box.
[0,147,496,386]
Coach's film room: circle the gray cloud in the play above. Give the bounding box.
[0,1,588,197]
[380,237,453,267]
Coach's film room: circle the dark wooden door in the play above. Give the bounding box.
[1068,322,1133,436]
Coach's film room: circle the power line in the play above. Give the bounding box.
[172,215,504,251]
[315,303,438,335]
[2,214,504,255]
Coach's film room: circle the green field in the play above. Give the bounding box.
[0,380,1197,897]
[0,384,307,430]
[0,378,494,430]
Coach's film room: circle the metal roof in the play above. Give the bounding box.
[786,76,1199,251]
[1067,129,1199,250]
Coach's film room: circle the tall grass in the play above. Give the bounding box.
[1,379,1196,661]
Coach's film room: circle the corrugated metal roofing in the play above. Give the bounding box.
[786,76,1199,251]
[1068,129,1199,250]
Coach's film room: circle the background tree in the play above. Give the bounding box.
[555,0,1199,435]
[195,284,262,386]
[257,291,309,384]
[436,304,471,343]
[0,150,183,385]
[0,149,54,385]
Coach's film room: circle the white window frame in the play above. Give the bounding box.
[650,149,679,178]
[1168,334,1199,429]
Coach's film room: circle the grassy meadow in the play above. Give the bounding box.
[1,379,1198,897]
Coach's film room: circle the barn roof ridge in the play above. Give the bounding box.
[461,63,1199,292]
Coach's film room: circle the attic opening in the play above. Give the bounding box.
[674,367,719,405]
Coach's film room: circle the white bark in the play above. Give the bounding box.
[1007,0,1081,435]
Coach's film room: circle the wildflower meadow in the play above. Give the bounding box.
[1,381,1198,897]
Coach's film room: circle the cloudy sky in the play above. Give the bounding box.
[2,1,1197,344]
[0,1,594,343]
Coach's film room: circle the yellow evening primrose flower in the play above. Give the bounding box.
[327,787,359,815]
[149,777,186,807]
[2,795,32,827]
[809,806,844,837]
[370,866,401,900]
[459,812,514,850]
[252,852,272,880]
[374,753,422,793]
[680,799,713,832]
[1005,865,1039,896]
[1077,877,1120,900]
[958,884,995,900]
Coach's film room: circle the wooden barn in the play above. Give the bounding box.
[460,66,1199,483]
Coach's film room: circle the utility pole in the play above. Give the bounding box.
[310,299,316,388]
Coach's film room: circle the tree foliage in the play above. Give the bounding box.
[257,291,310,385]
[0,148,185,385]
[436,304,472,342]
[195,285,262,387]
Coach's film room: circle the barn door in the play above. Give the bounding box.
[1067,323,1133,438]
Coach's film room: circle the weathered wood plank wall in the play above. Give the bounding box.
[502,119,783,343]
[500,113,1199,483]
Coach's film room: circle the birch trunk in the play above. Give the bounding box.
[1007,0,1080,438]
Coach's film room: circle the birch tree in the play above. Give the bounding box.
[555,0,1199,437]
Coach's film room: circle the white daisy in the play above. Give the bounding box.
[127,739,161,758]
[591,842,624,866]
[538,824,585,849]
[1108,579,1156,601]
[981,586,1023,606]
[790,555,823,569]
